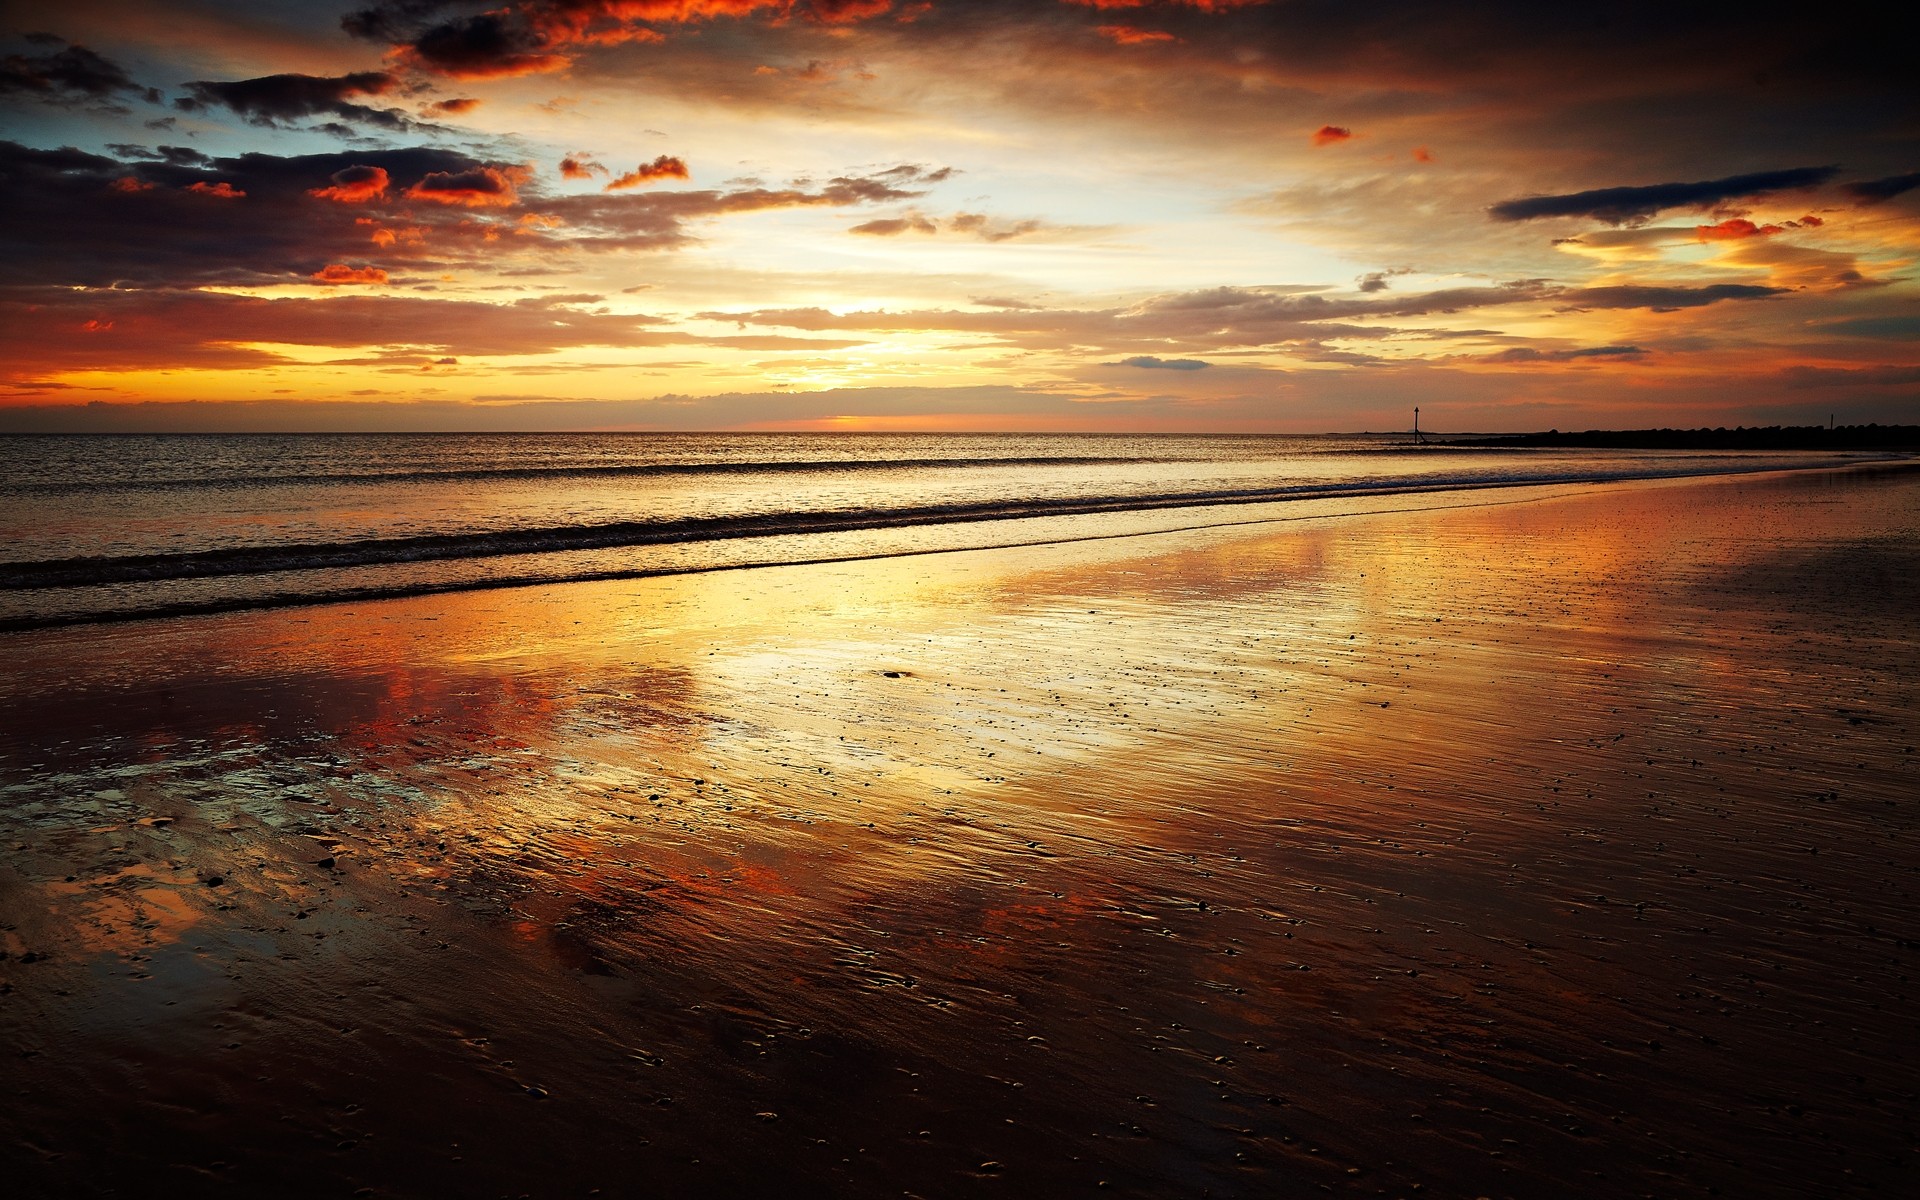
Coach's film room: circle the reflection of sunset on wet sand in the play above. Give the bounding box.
[3,466,1915,1197]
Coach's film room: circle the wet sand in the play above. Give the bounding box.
[2,465,1916,1198]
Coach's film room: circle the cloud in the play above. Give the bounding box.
[970,296,1042,309]
[1489,166,1842,225]
[389,11,575,79]
[1064,0,1266,9]
[1357,268,1413,293]
[1811,315,1920,341]
[422,96,482,116]
[534,164,947,250]
[309,165,392,203]
[1310,125,1352,147]
[1114,355,1210,369]
[346,1,899,80]
[0,139,953,296]
[849,209,1044,241]
[850,214,938,236]
[0,286,676,380]
[0,40,153,107]
[947,212,1043,242]
[311,263,391,284]
[701,279,1790,355]
[0,141,523,287]
[560,154,608,180]
[1843,172,1920,204]
[1481,345,1645,364]
[605,155,690,190]
[1557,283,1786,311]
[806,0,896,20]
[1780,364,1920,389]
[404,165,530,207]
[1097,26,1177,45]
[0,384,1108,434]
[106,144,213,167]
[177,71,418,131]
[1695,218,1782,241]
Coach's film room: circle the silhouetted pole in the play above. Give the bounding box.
[1414,406,1423,445]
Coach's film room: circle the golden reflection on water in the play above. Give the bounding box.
[3,470,1917,1198]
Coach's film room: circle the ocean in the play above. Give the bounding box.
[0,432,1888,630]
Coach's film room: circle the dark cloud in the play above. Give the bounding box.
[1811,315,1920,341]
[1843,172,1920,204]
[344,1,901,80]
[850,210,1042,241]
[532,164,948,251]
[1557,284,1786,311]
[1114,356,1211,370]
[398,10,571,79]
[0,140,497,287]
[1481,345,1645,364]
[1489,166,1842,225]
[0,40,153,106]
[0,286,675,379]
[0,140,955,291]
[1357,268,1413,293]
[340,0,473,42]
[0,384,1090,434]
[1780,364,1920,389]
[702,279,1789,354]
[106,144,213,166]
[177,71,418,131]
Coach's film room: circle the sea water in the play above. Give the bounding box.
[0,431,1887,628]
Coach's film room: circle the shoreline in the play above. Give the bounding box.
[6,458,1914,634]
[3,464,1916,1198]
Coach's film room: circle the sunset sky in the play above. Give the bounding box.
[2,0,1915,432]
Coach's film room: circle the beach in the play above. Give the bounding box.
[2,462,1915,1198]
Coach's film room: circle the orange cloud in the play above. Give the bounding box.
[403,165,529,207]
[1695,218,1783,241]
[1311,125,1352,147]
[1413,146,1434,163]
[560,154,608,180]
[1098,24,1176,43]
[606,155,690,190]
[309,165,391,204]
[423,97,482,116]
[311,263,391,285]
[109,176,154,194]
[186,181,245,199]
